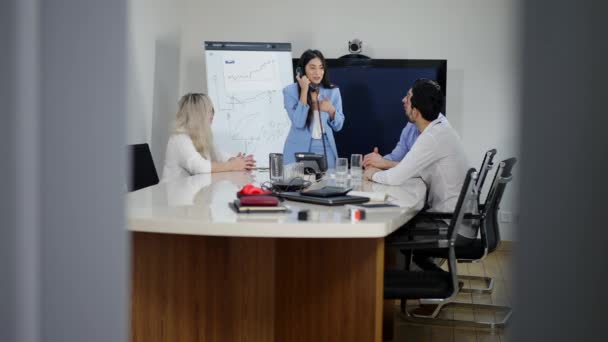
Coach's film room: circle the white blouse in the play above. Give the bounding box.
[161,133,228,182]
[311,110,322,139]
[310,93,323,139]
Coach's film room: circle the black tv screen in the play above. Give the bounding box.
[292,58,447,160]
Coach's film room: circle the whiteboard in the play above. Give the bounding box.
[205,42,293,168]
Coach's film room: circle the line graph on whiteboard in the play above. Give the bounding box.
[225,59,275,82]
[222,53,281,92]
[206,50,293,167]
[224,111,291,153]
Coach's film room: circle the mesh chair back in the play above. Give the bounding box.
[482,158,517,252]
[448,168,479,242]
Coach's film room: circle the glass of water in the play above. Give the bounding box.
[336,157,348,178]
[350,154,363,178]
[269,153,284,181]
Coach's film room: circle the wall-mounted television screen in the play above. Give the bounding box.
[292,58,447,160]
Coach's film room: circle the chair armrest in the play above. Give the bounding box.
[408,226,448,236]
[415,212,481,220]
[385,225,446,244]
[387,238,449,250]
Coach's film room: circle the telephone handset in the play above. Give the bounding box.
[296,66,319,92]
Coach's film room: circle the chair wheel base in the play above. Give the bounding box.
[402,302,512,331]
[458,275,495,294]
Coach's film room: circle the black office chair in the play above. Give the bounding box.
[385,168,512,330]
[456,148,497,292]
[128,143,159,192]
[413,158,517,295]
[385,169,472,318]
[400,149,499,293]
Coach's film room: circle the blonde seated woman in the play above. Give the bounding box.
[162,93,255,181]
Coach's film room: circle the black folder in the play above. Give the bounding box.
[278,192,370,206]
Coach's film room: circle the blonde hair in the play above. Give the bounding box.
[174,93,218,161]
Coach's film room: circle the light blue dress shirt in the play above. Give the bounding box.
[384,113,446,161]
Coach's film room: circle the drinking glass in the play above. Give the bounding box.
[336,157,348,178]
[350,154,363,178]
[269,153,284,181]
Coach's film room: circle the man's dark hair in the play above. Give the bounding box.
[410,78,444,121]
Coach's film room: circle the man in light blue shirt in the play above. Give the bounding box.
[363,114,446,169]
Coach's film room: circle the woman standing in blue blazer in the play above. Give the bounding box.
[282,49,345,169]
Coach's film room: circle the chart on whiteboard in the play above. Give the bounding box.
[206,49,293,168]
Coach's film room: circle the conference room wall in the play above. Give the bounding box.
[127,0,185,175]
[128,0,521,240]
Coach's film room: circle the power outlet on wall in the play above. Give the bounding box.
[499,211,519,223]
[499,211,512,222]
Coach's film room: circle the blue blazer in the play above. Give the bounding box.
[282,83,345,164]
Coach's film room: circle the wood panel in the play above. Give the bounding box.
[131,233,384,342]
[274,238,384,342]
[131,232,275,342]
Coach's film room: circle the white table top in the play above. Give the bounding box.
[127,171,426,238]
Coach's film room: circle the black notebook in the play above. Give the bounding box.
[301,186,352,197]
[278,192,369,206]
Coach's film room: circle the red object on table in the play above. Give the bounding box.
[237,184,273,197]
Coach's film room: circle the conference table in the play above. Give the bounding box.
[127,170,426,342]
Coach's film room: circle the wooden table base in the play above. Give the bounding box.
[131,232,385,342]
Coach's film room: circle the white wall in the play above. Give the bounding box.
[127,0,185,172]
[128,0,521,240]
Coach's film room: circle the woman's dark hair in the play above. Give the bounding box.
[410,78,444,121]
[296,49,335,126]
